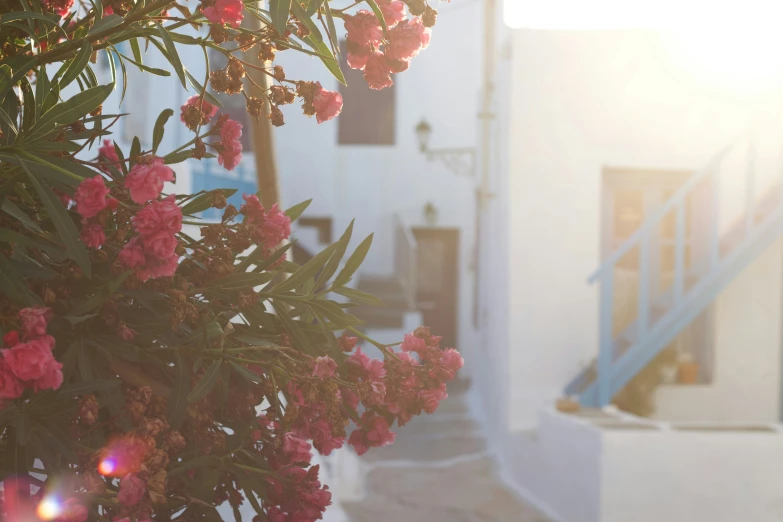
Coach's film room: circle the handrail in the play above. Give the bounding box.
[393,213,418,310]
[587,131,748,284]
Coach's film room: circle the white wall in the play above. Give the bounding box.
[655,238,783,423]
[602,427,783,522]
[504,29,783,430]
[274,1,483,352]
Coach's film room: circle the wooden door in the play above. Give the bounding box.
[412,227,460,350]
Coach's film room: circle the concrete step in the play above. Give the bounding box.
[344,458,552,522]
[393,417,479,441]
[362,434,486,463]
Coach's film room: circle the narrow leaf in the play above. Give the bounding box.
[188,360,221,402]
[21,159,91,277]
[59,44,92,89]
[334,233,373,287]
[285,199,312,221]
[270,0,292,35]
[155,23,188,89]
[168,352,191,429]
[152,108,174,153]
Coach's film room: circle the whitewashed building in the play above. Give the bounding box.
[471,8,783,522]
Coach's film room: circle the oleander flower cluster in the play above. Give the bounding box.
[0,0,453,519]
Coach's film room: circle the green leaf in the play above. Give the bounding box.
[118,52,172,76]
[169,455,223,476]
[229,361,263,385]
[180,188,238,215]
[364,0,388,32]
[88,13,123,35]
[20,159,91,277]
[0,253,40,305]
[289,0,323,43]
[308,39,345,85]
[306,0,324,16]
[155,23,188,89]
[26,84,112,140]
[271,300,312,353]
[58,378,120,396]
[69,271,131,317]
[0,227,63,258]
[323,2,340,58]
[270,0,292,35]
[152,108,174,153]
[188,360,221,402]
[130,136,141,165]
[285,199,312,221]
[272,241,338,293]
[308,299,362,327]
[334,233,373,287]
[211,272,274,290]
[168,352,191,429]
[130,37,143,63]
[315,220,353,289]
[20,77,35,132]
[59,44,92,89]
[2,199,43,233]
[163,149,196,164]
[333,286,384,306]
[0,65,12,99]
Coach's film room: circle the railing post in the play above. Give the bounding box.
[598,270,614,407]
[710,169,721,269]
[674,202,685,305]
[638,233,650,337]
[745,136,757,234]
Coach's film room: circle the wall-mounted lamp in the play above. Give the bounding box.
[415,118,476,178]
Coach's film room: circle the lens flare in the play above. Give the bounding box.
[98,457,116,476]
[36,496,63,521]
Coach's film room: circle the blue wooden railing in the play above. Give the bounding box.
[566,127,783,407]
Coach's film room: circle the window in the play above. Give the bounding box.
[337,41,396,145]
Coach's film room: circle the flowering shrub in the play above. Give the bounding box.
[0,0,458,519]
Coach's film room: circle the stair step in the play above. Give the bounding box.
[354,307,405,329]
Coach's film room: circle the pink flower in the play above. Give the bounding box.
[180,95,218,124]
[311,420,344,456]
[136,252,179,282]
[142,230,178,258]
[241,197,291,250]
[377,0,406,27]
[348,348,385,381]
[339,333,358,352]
[18,307,51,340]
[420,383,448,413]
[42,0,74,17]
[74,176,113,219]
[348,413,395,456]
[80,223,106,249]
[0,359,23,400]
[312,83,343,124]
[117,324,137,341]
[3,331,19,347]
[364,51,394,90]
[202,0,244,27]
[118,239,146,269]
[386,18,431,61]
[312,356,337,379]
[441,348,464,374]
[346,42,371,70]
[98,139,119,164]
[34,357,63,392]
[387,56,410,73]
[344,10,383,46]
[283,433,312,463]
[125,157,175,204]
[218,119,243,171]
[54,498,87,522]
[118,474,146,506]
[132,195,183,237]
[401,333,428,355]
[3,336,56,382]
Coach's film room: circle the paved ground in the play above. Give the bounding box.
[342,388,552,522]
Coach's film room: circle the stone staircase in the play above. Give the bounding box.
[343,388,552,522]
